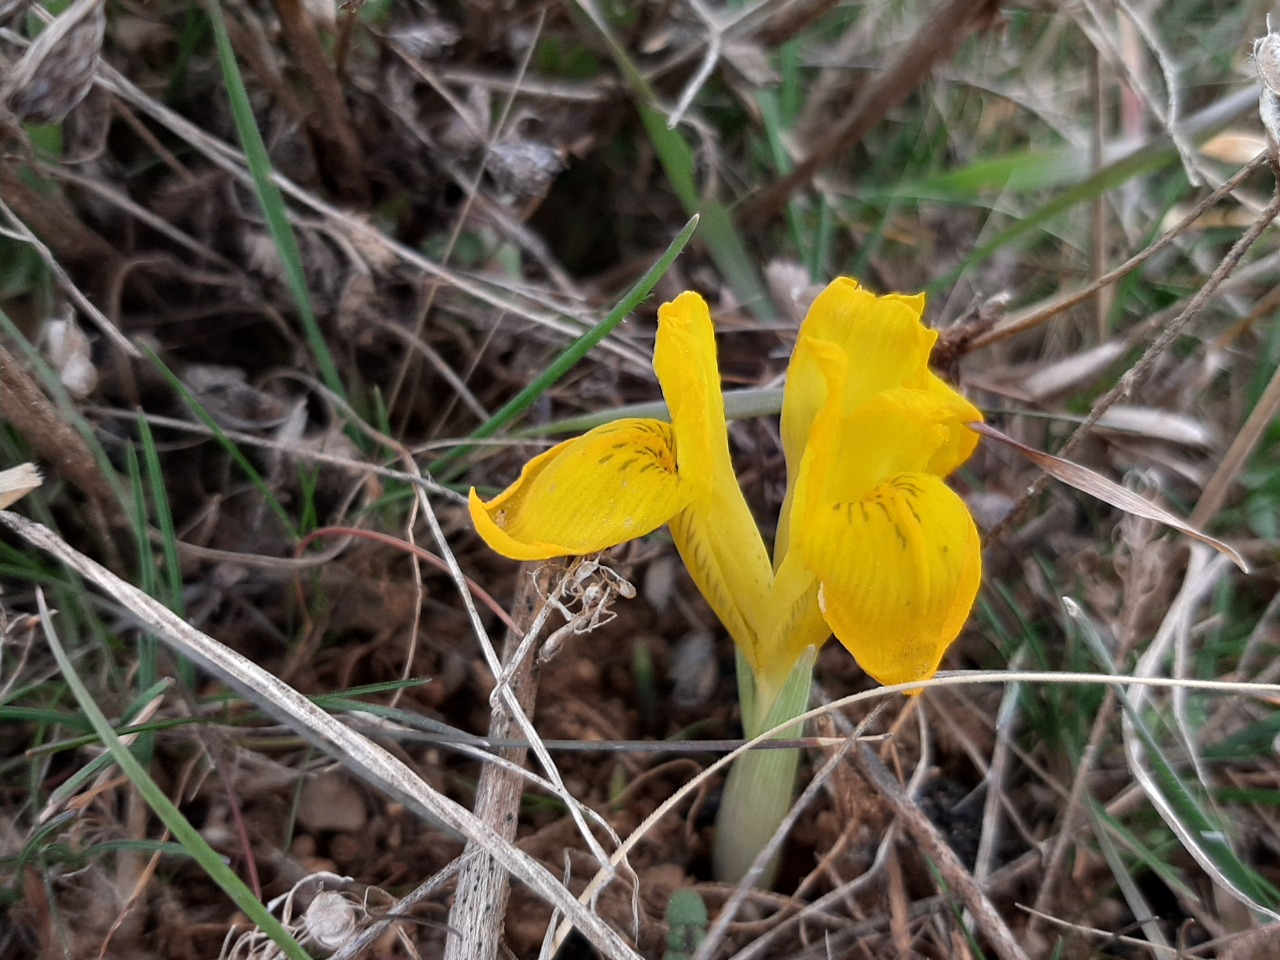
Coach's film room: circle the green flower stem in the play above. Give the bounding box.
[713,647,816,886]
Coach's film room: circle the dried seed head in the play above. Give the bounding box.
[2,0,106,123]
[45,317,98,399]
[303,891,359,951]
[1256,14,1280,95]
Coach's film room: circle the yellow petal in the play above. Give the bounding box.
[781,278,935,471]
[469,419,690,561]
[756,545,830,687]
[777,278,939,563]
[795,341,970,514]
[923,371,983,477]
[800,472,982,687]
[653,292,721,498]
[669,484,773,671]
[655,292,774,665]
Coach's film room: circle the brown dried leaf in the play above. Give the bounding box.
[971,422,1247,571]
[1023,341,1126,400]
[2,0,106,123]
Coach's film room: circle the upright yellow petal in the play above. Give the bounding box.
[803,473,981,686]
[654,292,773,667]
[793,342,965,519]
[469,419,689,561]
[653,292,720,500]
[781,278,935,474]
[777,279,938,563]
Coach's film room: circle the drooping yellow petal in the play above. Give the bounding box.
[653,293,773,666]
[787,341,982,687]
[802,472,981,687]
[469,419,689,561]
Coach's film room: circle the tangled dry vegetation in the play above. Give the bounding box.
[3,0,1280,958]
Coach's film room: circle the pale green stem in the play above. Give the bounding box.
[712,647,816,886]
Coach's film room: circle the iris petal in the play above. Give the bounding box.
[654,293,774,668]
[803,472,981,686]
[781,278,935,475]
[469,419,690,561]
[923,371,983,476]
[778,278,941,563]
[790,338,983,687]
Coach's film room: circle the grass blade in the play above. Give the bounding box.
[33,590,313,960]
[204,0,345,403]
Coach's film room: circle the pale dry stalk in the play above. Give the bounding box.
[442,560,564,960]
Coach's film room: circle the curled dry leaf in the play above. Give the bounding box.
[0,463,41,510]
[2,0,106,123]
[1198,131,1267,165]
[45,317,97,399]
[1024,341,1127,400]
[304,891,359,951]
[970,422,1248,572]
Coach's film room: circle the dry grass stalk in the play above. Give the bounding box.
[739,0,1002,225]
[443,560,562,960]
[852,744,1031,960]
[0,511,644,960]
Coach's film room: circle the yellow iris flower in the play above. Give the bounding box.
[469,278,983,696]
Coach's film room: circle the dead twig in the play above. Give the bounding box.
[852,743,1031,960]
[738,0,1001,226]
[992,169,1280,541]
[961,151,1269,354]
[0,342,130,558]
[268,0,368,205]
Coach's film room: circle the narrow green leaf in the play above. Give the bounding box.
[204,0,345,402]
[434,214,699,473]
[35,593,313,960]
[1123,699,1280,913]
